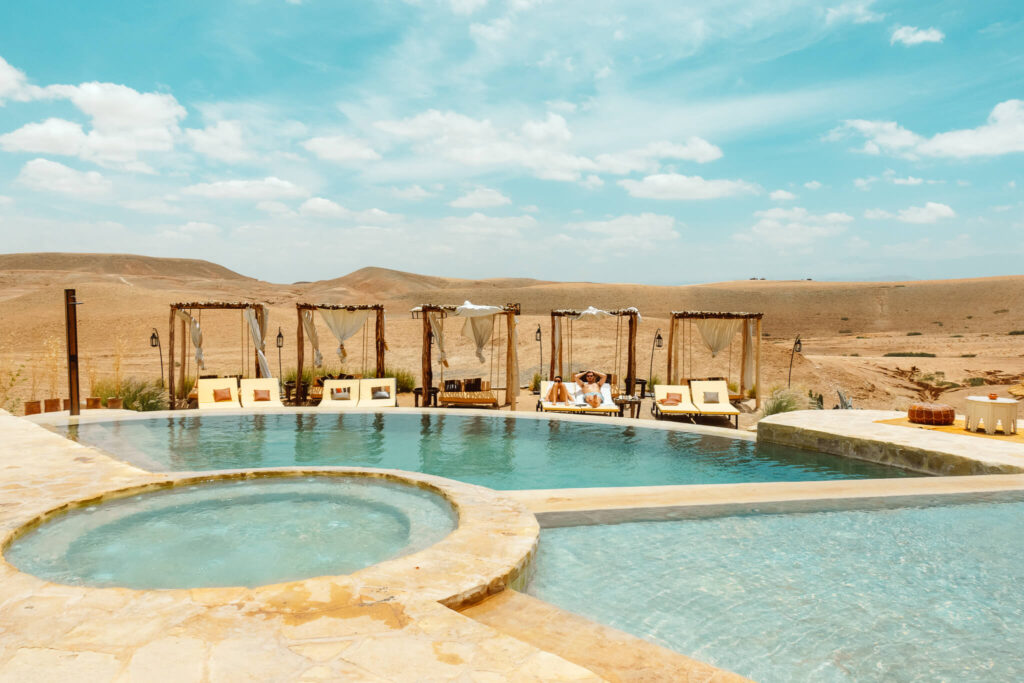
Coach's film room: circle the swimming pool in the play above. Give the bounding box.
[60,413,918,489]
[5,476,456,589]
[527,494,1024,681]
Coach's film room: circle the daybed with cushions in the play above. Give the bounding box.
[196,377,240,409]
[438,378,499,408]
[240,378,284,408]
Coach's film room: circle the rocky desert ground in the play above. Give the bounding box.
[2,252,1023,422]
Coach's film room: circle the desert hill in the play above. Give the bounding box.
[2,252,1024,420]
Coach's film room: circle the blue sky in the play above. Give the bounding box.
[0,0,1021,284]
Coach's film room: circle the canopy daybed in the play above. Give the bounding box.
[665,311,763,409]
[548,306,640,395]
[295,303,387,403]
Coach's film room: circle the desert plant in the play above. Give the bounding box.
[43,336,62,397]
[86,363,98,396]
[839,329,852,334]
[380,367,416,393]
[529,372,542,392]
[906,332,922,336]
[727,380,738,393]
[763,388,802,416]
[1009,330,1024,335]
[174,375,196,400]
[994,309,1009,314]
[960,353,977,358]
[950,334,963,338]
[648,374,661,390]
[112,336,128,396]
[840,317,849,321]
[807,389,824,410]
[93,378,167,411]
[0,361,23,413]
[966,377,986,386]
[884,352,936,357]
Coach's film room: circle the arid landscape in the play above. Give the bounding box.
[2,252,1023,421]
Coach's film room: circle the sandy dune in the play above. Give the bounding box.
[2,252,1023,418]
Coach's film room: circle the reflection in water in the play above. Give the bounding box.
[61,413,923,490]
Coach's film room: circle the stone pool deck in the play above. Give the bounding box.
[0,410,740,681]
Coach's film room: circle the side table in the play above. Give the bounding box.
[614,396,642,419]
[964,396,1018,435]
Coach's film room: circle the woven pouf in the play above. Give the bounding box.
[908,402,955,426]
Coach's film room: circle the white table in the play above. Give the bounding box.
[964,396,1019,435]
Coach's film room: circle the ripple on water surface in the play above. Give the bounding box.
[5,477,456,589]
[60,413,919,488]
[527,494,1024,682]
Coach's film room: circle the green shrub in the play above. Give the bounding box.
[906,332,922,336]
[966,377,986,386]
[839,329,852,334]
[529,372,542,392]
[763,389,802,416]
[960,353,977,358]
[0,362,23,413]
[93,378,167,411]
[950,334,963,338]
[883,352,936,357]
[1009,330,1024,335]
[380,367,416,393]
[994,309,1009,314]
[648,374,661,390]
[840,317,849,321]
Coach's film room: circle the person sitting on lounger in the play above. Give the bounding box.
[574,370,606,408]
[545,376,571,405]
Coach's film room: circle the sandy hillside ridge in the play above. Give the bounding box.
[1,252,1023,416]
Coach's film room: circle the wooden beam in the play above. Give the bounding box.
[506,310,517,410]
[296,308,305,402]
[375,308,386,378]
[740,319,749,396]
[666,316,676,385]
[549,314,557,380]
[64,289,80,416]
[670,311,763,320]
[755,317,762,410]
[625,312,637,395]
[422,313,432,396]
[167,307,176,409]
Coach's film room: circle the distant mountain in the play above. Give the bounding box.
[0,253,254,281]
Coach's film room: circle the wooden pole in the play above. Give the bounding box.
[625,312,637,395]
[506,311,517,410]
[168,308,176,409]
[375,308,386,378]
[296,308,305,402]
[422,313,432,397]
[740,319,749,397]
[549,314,557,380]
[666,317,676,385]
[755,317,763,410]
[557,316,564,379]
[63,289,80,416]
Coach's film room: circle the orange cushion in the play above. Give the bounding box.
[213,387,233,402]
[253,389,270,402]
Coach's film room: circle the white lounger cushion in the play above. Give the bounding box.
[653,385,699,414]
[317,379,360,409]
[239,378,284,408]
[689,380,740,416]
[197,378,240,409]
[356,378,397,408]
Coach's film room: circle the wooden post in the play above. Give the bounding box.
[506,311,517,410]
[625,312,637,395]
[422,312,432,397]
[64,289,80,416]
[296,307,305,402]
[168,308,176,409]
[549,314,557,380]
[666,316,676,385]
[740,319,749,397]
[375,308,386,378]
[755,317,763,410]
[178,316,186,400]
[557,315,564,379]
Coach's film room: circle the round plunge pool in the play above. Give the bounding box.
[3,475,457,589]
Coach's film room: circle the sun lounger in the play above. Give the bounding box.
[537,380,619,415]
[196,377,241,409]
[690,380,740,428]
[438,378,499,408]
[651,385,699,420]
[356,378,397,408]
[317,379,360,409]
[239,378,284,408]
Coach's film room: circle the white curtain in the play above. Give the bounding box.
[319,308,369,362]
[552,316,561,376]
[427,312,448,367]
[301,310,323,367]
[694,318,742,357]
[175,310,205,370]
[572,305,614,320]
[455,301,502,363]
[742,320,756,389]
[243,307,272,378]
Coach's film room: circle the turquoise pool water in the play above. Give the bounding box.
[5,477,456,589]
[60,413,918,489]
[528,495,1024,682]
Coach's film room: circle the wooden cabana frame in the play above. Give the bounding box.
[168,301,267,410]
[295,303,386,402]
[666,311,763,409]
[420,303,520,411]
[549,308,639,396]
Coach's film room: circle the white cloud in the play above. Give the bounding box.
[832,99,1024,159]
[183,177,308,200]
[450,187,511,208]
[0,195,13,206]
[0,118,89,156]
[256,200,294,215]
[0,56,29,101]
[770,189,797,201]
[184,120,251,162]
[864,202,956,224]
[804,180,822,190]
[568,213,679,249]
[449,0,487,14]
[825,1,884,25]
[121,198,179,214]
[441,212,536,239]
[580,174,604,189]
[470,18,513,43]
[890,26,945,46]
[302,134,380,162]
[619,173,759,200]
[891,175,923,185]
[298,197,399,223]
[16,158,112,197]
[391,184,434,200]
[160,221,221,243]
[736,207,853,246]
